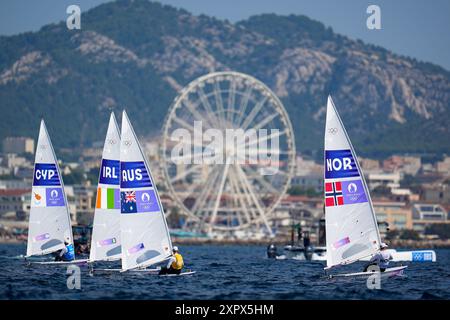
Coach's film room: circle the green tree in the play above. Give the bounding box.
[288,186,321,197]
[62,168,85,185]
[385,229,399,241]
[399,229,421,240]
[425,224,450,240]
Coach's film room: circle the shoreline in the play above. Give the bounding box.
[171,238,450,248]
[2,237,449,248]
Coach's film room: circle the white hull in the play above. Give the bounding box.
[92,268,195,276]
[28,258,89,265]
[329,266,407,278]
[92,268,160,273]
[312,249,436,262]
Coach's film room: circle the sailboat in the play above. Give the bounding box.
[89,112,122,263]
[26,120,87,265]
[93,111,194,275]
[323,96,406,278]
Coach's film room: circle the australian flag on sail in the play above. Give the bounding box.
[33,163,60,186]
[120,161,152,188]
[121,189,160,214]
[325,149,360,179]
[121,191,137,214]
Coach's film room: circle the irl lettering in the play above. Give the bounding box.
[103,166,118,179]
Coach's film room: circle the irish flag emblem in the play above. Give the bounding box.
[96,187,120,209]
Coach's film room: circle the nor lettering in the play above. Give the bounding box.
[326,157,352,171]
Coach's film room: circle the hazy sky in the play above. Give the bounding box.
[0,0,449,71]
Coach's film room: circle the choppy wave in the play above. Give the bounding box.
[0,244,449,300]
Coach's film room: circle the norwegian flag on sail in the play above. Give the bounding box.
[325,181,343,207]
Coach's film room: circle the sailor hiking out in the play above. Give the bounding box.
[363,243,393,272]
[54,237,75,262]
[159,246,184,275]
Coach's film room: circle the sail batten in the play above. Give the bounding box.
[89,113,122,262]
[120,111,173,271]
[324,96,381,269]
[27,120,74,257]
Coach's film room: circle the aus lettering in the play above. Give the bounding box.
[122,169,143,182]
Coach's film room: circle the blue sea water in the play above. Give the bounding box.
[0,244,449,300]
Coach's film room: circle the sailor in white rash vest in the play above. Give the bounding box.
[363,242,393,272]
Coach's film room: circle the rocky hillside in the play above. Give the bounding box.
[0,0,449,158]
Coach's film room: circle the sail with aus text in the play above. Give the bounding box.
[119,111,173,271]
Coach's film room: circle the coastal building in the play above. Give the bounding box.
[81,147,102,159]
[366,172,401,191]
[0,180,29,189]
[421,183,450,204]
[421,163,436,174]
[359,157,381,173]
[2,153,30,169]
[2,137,34,154]
[0,166,11,175]
[292,156,323,193]
[291,172,323,193]
[143,141,160,160]
[383,155,421,175]
[79,146,102,171]
[13,167,34,180]
[412,203,448,233]
[64,186,78,224]
[270,196,322,238]
[412,203,447,221]
[0,189,31,220]
[295,156,321,176]
[436,156,450,176]
[373,201,412,231]
[389,188,420,202]
[72,183,96,211]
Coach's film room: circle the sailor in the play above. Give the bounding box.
[363,242,392,272]
[267,244,278,259]
[159,246,184,275]
[55,237,75,262]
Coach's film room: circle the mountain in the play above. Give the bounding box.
[0,0,449,159]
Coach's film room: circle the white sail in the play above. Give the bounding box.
[324,96,381,268]
[89,113,122,262]
[119,111,173,271]
[26,120,74,257]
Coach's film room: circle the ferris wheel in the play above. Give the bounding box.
[161,72,295,235]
